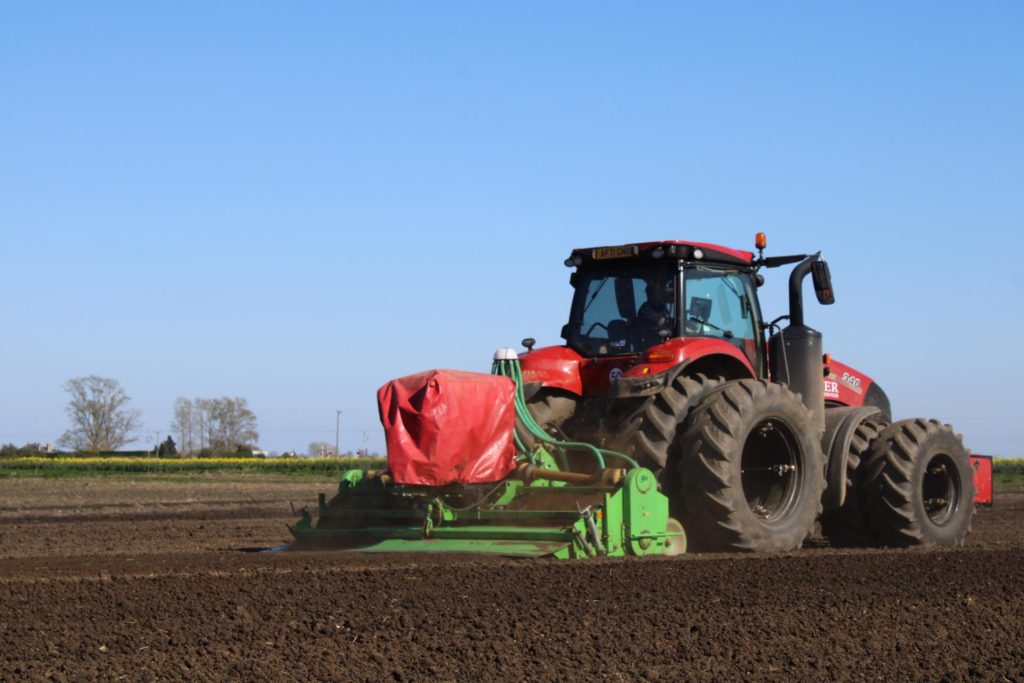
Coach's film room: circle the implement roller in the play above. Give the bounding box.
[289,352,685,558]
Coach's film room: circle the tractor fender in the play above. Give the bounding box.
[614,339,756,399]
[518,345,584,397]
[821,405,883,509]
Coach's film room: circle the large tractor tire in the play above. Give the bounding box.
[675,379,826,552]
[862,419,975,547]
[819,415,888,546]
[519,388,578,450]
[608,374,722,490]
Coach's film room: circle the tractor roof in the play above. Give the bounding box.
[568,241,754,268]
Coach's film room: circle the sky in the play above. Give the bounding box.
[2,3,1022,456]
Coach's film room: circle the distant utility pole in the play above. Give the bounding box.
[335,410,342,457]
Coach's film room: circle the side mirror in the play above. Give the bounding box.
[569,272,578,286]
[811,260,835,305]
[560,324,570,340]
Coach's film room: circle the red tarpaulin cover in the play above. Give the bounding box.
[377,369,517,486]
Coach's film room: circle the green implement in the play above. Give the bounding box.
[289,464,684,558]
[288,354,685,558]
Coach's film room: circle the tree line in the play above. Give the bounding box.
[47,375,261,456]
[4,375,381,458]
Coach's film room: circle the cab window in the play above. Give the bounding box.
[684,267,762,369]
[568,265,677,356]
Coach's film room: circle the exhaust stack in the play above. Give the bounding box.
[769,255,835,435]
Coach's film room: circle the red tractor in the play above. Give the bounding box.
[515,234,976,551]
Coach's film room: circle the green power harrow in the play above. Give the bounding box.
[289,355,685,558]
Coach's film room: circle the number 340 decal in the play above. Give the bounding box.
[824,372,863,397]
[840,372,862,394]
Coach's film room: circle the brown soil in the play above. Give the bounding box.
[1,474,1022,681]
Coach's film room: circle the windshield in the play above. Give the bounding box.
[567,264,678,356]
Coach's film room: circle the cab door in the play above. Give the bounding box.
[682,267,766,376]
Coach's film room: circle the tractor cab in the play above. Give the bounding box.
[561,241,766,374]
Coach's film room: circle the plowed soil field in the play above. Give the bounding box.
[1,474,1022,681]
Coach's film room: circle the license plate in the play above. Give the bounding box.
[593,246,636,260]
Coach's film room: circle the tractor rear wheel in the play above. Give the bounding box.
[608,374,722,489]
[519,388,577,450]
[676,380,826,552]
[861,419,975,547]
[820,416,888,546]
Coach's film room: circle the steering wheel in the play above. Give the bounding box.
[584,321,609,336]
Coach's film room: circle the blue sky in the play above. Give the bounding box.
[2,3,1022,455]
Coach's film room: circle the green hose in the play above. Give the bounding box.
[492,357,639,471]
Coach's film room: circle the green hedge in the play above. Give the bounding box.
[0,456,381,476]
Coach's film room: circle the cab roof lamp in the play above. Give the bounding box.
[756,232,767,250]
[693,248,704,260]
[564,254,584,267]
[651,247,665,258]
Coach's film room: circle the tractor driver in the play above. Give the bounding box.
[634,276,675,348]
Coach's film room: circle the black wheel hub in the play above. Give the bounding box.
[740,418,801,522]
[922,453,961,525]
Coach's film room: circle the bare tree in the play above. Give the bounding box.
[195,398,214,450]
[171,397,196,455]
[308,441,337,457]
[206,397,258,451]
[58,376,141,452]
[171,397,259,453]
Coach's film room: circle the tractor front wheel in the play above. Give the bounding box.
[862,419,975,547]
[676,380,826,552]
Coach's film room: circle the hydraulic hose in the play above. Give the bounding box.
[492,358,639,471]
